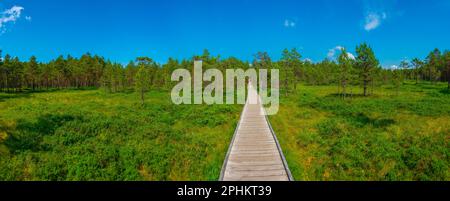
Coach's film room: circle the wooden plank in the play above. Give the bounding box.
[226,164,285,171]
[224,175,288,181]
[225,169,287,177]
[220,83,293,181]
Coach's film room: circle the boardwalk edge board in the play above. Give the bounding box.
[219,98,247,181]
[264,109,295,181]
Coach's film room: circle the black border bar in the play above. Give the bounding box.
[0,181,448,200]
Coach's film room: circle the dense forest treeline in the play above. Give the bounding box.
[1,43,449,97]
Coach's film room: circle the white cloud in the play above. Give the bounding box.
[3,6,24,15]
[25,16,32,21]
[364,12,386,31]
[328,46,343,58]
[390,65,398,69]
[328,46,356,60]
[0,6,24,26]
[0,5,25,32]
[284,19,296,28]
[304,58,312,63]
[327,48,337,58]
[347,52,356,60]
[335,46,344,51]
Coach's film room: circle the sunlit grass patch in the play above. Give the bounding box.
[0,89,242,181]
[271,83,450,181]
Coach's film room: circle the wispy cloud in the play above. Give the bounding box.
[25,16,32,21]
[327,46,355,60]
[327,46,341,58]
[347,52,356,60]
[361,0,393,31]
[0,5,25,33]
[390,65,398,69]
[303,58,312,63]
[283,19,296,28]
[0,6,24,27]
[364,12,387,31]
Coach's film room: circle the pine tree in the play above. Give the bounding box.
[392,68,402,96]
[135,65,150,105]
[426,49,441,84]
[411,58,423,84]
[400,60,410,83]
[355,43,379,96]
[101,62,113,92]
[337,48,353,99]
[25,56,39,91]
[290,48,302,91]
[280,49,300,95]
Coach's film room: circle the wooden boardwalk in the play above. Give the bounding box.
[220,83,293,181]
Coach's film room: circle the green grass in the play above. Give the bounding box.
[270,82,450,181]
[1,82,449,181]
[0,89,241,181]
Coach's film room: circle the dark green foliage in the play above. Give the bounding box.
[0,90,241,181]
[317,119,343,136]
[271,83,449,181]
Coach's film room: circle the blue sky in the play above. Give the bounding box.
[0,0,449,67]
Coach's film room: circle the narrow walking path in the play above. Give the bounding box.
[220,83,293,181]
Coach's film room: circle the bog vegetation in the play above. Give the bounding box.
[270,83,449,180]
[0,90,241,180]
[0,43,449,180]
